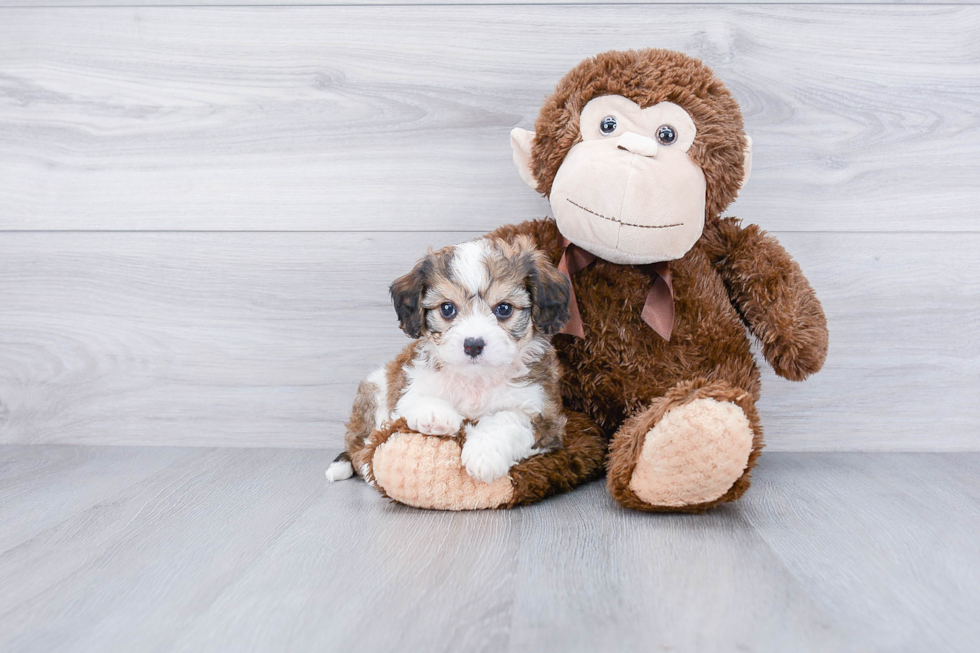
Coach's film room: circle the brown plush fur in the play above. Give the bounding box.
[486,208,825,511]
[360,48,827,512]
[507,411,606,507]
[479,50,826,512]
[700,218,829,381]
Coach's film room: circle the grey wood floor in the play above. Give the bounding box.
[2,446,977,653]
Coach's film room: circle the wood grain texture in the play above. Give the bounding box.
[741,453,980,652]
[0,231,976,450]
[0,447,323,651]
[1,447,978,653]
[505,484,853,652]
[1,6,979,232]
[0,445,196,553]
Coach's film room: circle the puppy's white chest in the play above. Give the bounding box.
[455,384,502,420]
[406,366,538,421]
[445,374,543,421]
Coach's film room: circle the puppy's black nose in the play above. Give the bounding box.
[463,337,485,358]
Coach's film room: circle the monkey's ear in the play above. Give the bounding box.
[527,252,571,335]
[510,128,537,190]
[389,257,430,339]
[740,135,753,189]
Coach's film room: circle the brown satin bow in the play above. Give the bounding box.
[557,236,674,341]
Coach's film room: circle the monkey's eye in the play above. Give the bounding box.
[656,125,677,145]
[599,116,618,136]
[439,302,456,319]
[493,303,513,319]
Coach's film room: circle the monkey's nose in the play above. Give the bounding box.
[463,337,485,358]
[617,131,659,158]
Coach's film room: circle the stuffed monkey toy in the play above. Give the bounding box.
[354,49,828,512]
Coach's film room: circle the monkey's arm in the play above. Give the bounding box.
[701,218,828,381]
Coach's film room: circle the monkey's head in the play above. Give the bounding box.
[511,49,752,266]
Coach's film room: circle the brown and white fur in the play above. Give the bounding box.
[326,236,571,485]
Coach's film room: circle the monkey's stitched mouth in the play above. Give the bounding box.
[566,199,682,230]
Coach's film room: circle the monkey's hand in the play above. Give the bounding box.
[701,218,828,381]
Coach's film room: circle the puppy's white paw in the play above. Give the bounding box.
[402,401,464,436]
[461,437,513,483]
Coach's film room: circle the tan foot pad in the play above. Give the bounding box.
[373,432,514,510]
[629,398,753,507]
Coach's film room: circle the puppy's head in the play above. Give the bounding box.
[390,236,570,370]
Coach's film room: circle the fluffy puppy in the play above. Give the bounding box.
[326,236,571,485]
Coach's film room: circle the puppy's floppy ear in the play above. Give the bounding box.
[390,255,432,339]
[526,250,571,335]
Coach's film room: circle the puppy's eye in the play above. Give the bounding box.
[599,116,618,136]
[656,124,677,145]
[493,303,513,319]
[439,302,456,319]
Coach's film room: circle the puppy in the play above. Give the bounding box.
[326,235,571,485]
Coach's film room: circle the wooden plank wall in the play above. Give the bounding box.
[0,4,977,450]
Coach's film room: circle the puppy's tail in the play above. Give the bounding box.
[325,451,354,483]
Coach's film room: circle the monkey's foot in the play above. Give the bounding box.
[606,380,763,512]
[360,414,606,511]
[373,432,515,510]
